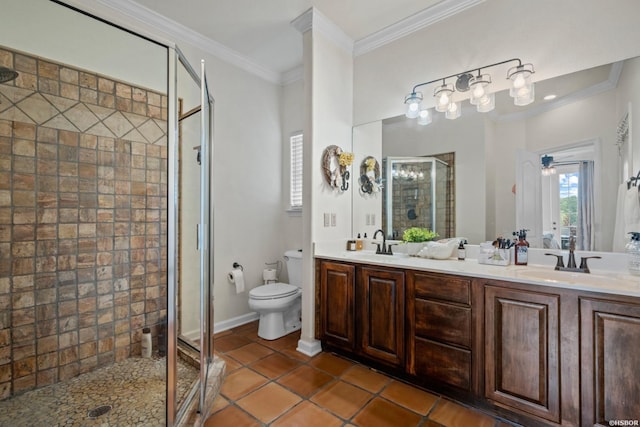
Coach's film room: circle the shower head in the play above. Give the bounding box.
[0,66,18,83]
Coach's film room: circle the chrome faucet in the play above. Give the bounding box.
[545,236,601,273]
[372,229,396,255]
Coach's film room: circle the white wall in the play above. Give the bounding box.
[299,13,354,352]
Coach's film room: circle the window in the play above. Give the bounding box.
[289,133,303,209]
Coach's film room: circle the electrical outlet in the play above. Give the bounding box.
[323,213,330,227]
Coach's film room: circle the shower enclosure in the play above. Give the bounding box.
[0,1,215,426]
[383,156,451,239]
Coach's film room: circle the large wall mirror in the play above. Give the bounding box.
[353,55,640,253]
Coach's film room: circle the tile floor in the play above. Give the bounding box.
[205,322,521,427]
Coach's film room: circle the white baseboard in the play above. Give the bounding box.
[213,312,259,334]
[182,328,200,341]
[296,338,322,356]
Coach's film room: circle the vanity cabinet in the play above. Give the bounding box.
[317,260,405,368]
[358,266,405,367]
[580,297,640,426]
[318,261,356,351]
[407,272,473,392]
[484,285,561,423]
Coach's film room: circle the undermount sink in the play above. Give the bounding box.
[341,250,409,263]
[513,268,622,287]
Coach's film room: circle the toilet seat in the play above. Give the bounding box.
[249,283,299,300]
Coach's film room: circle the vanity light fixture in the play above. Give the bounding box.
[541,154,557,176]
[404,58,535,125]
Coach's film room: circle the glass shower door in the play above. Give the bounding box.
[167,49,214,426]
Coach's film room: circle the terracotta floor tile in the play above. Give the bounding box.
[233,321,259,336]
[277,365,334,397]
[309,352,354,376]
[352,397,422,427]
[422,420,446,427]
[380,380,439,415]
[217,353,242,372]
[210,394,230,415]
[236,382,302,424]
[271,401,343,427]
[215,334,252,353]
[250,352,300,379]
[340,365,391,393]
[279,347,312,362]
[310,380,373,419]
[220,367,268,401]
[263,333,301,351]
[203,405,260,427]
[213,330,233,339]
[227,342,274,365]
[429,399,497,427]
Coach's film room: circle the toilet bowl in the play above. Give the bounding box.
[248,250,302,340]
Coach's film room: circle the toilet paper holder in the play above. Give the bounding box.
[232,262,243,271]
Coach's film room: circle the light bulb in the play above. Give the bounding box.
[417,109,431,126]
[473,84,485,99]
[438,92,450,107]
[513,73,526,89]
[448,102,458,113]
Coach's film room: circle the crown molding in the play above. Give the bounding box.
[354,0,485,56]
[291,8,313,34]
[281,66,304,86]
[291,7,354,55]
[64,0,282,84]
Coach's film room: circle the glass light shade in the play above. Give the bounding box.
[404,92,423,118]
[445,101,461,120]
[417,109,432,126]
[476,92,495,112]
[508,63,534,98]
[513,82,535,106]
[434,83,454,112]
[541,166,557,176]
[469,74,492,105]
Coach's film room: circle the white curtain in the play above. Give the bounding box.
[577,161,595,250]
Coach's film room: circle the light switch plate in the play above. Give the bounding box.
[330,213,336,227]
[323,213,330,227]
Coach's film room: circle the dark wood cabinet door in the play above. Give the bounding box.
[581,298,640,427]
[359,266,405,367]
[484,285,560,423]
[319,261,356,351]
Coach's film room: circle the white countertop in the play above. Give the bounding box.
[314,241,640,298]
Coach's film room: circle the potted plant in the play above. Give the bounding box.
[402,227,439,255]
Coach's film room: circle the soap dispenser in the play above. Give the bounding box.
[457,240,466,260]
[626,232,640,276]
[513,229,529,266]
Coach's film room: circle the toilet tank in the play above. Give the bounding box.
[284,250,302,287]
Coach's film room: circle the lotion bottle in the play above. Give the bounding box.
[356,233,363,250]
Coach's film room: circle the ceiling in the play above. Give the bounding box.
[121,0,454,77]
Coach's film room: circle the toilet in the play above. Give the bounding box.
[248,250,302,340]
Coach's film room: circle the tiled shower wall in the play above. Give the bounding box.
[0,47,168,399]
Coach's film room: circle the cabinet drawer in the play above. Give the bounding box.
[415,299,471,348]
[415,337,471,391]
[413,272,470,305]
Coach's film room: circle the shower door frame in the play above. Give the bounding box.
[384,156,449,239]
[167,48,215,425]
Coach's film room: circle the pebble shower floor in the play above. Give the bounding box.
[0,356,198,426]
